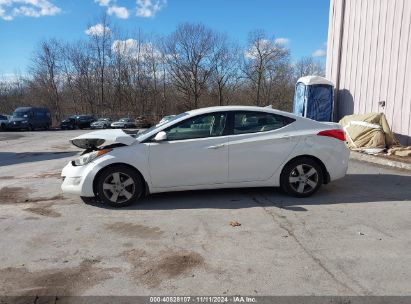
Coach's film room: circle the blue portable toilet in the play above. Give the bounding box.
[293,76,334,122]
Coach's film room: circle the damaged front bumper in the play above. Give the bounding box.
[61,161,95,197]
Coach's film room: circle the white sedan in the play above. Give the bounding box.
[61,106,349,207]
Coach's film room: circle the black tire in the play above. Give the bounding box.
[280,157,323,198]
[0,123,5,130]
[80,196,100,204]
[28,124,34,131]
[45,123,50,130]
[95,165,143,207]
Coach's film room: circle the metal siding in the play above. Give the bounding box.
[350,0,362,114]
[365,0,380,114]
[401,1,411,145]
[338,0,350,117]
[326,0,411,145]
[373,0,389,114]
[386,0,404,130]
[342,0,356,116]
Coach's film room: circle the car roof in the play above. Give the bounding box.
[186,105,297,119]
[136,106,306,142]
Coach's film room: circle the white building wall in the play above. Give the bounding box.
[327,0,411,145]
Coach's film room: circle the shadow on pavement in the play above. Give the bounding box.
[85,173,411,211]
[0,151,79,167]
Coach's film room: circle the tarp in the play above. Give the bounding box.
[339,113,411,156]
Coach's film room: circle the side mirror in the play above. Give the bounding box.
[153,131,167,142]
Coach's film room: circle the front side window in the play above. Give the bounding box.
[233,112,293,135]
[165,112,227,141]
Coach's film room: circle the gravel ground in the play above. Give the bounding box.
[1,130,411,296]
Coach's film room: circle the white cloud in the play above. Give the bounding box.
[0,0,61,21]
[112,39,162,60]
[85,23,111,36]
[136,0,166,18]
[312,49,326,57]
[94,0,111,6]
[107,5,129,19]
[274,38,289,45]
[245,39,284,60]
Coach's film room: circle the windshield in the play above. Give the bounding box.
[13,111,29,118]
[136,112,188,139]
[119,118,129,122]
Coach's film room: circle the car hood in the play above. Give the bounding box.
[70,129,136,149]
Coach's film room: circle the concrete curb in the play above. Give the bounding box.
[349,151,411,171]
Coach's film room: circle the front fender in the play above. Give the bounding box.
[61,144,150,197]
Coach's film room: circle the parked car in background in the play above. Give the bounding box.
[75,115,97,129]
[135,116,152,128]
[159,115,175,124]
[7,107,51,131]
[0,114,9,130]
[60,116,77,130]
[60,115,96,130]
[61,105,349,207]
[91,118,112,129]
[111,118,136,129]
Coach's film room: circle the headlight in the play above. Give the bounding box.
[73,149,112,166]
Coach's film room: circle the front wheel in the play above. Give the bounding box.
[280,157,323,198]
[95,165,143,207]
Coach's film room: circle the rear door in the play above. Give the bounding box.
[147,112,229,188]
[227,111,298,183]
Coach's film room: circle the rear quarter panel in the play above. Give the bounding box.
[267,118,349,185]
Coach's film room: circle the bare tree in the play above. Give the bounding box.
[87,15,112,111]
[243,30,290,106]
[211,35,241,106]
[294,56,325,79]
[2,21,301,123]
[164,23,217,109]
[30,39,64,122]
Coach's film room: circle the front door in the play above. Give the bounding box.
[148,112,229,188]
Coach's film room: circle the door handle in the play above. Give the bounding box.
[207,144,225,149]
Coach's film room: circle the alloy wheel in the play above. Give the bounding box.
[102,172,135,204]
[288,164,319,194]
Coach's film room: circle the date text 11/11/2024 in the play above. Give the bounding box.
[149,296,257,303]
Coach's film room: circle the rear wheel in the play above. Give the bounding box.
[280,157,323,198]
[95,165,143,207]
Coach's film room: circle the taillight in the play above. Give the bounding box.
[317,129,346,141]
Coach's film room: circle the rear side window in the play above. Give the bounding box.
[233,112,294,135]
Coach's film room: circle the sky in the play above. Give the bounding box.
[0,0,330,76]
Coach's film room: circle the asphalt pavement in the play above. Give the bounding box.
[1,130,411,296]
